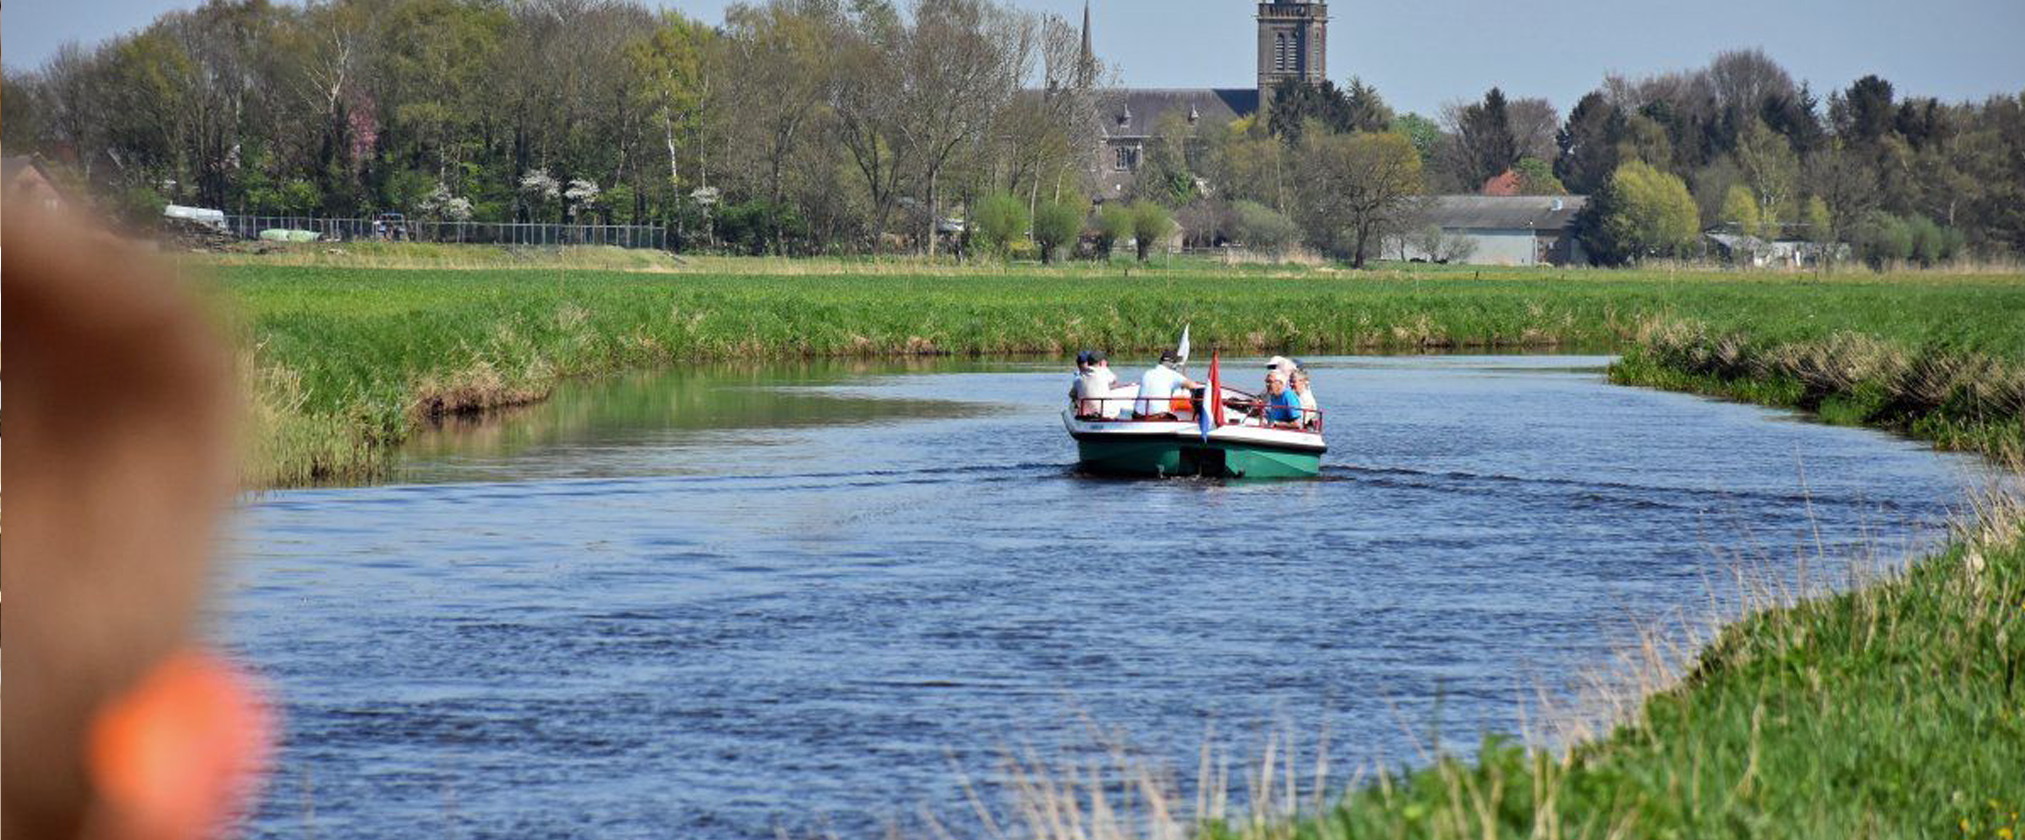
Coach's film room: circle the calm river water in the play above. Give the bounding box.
[222,356,1990,838]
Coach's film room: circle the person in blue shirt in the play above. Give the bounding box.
[1263,369,1303,426]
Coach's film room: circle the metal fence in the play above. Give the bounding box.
[221,215,671,250]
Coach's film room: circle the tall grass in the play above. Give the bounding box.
[1612,318,2025,462]
[947,490,2025,840]
[205,260,2025,485]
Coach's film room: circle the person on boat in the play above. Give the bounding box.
[1071,350,1119,418]
[1290,367,1320,429]
[1262,369,1304,427]
[1071,350,1093,402]
[1134,349,1200,420]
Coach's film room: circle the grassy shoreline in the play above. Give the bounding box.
[206,255,2024,485]
[1181,497,2024,840]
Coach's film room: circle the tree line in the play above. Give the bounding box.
[4,0,2022,266]
[1,0,1103,256]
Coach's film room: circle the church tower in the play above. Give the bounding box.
[1256,1,1327,98]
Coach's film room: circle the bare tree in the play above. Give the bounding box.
[1506,96,1560,164]
[1708,48,1796,115]
[1296,130,1423,268]
[827,2,909,250]
[894,0,1035,256]
[720,0,836,250]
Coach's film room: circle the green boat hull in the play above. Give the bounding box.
[1074,436,1321,478]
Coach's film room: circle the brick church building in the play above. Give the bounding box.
[1092,1,1329,197]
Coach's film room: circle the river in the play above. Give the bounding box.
[221,355,1989,838]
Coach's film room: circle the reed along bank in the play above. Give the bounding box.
[209,258,2023,486]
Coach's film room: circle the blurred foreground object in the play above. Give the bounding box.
[4,199,274,839]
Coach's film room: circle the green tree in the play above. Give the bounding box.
[1445,87,1518,188]
[1342,76,1394,133]
[1231,200,1301,255]
[1094,202,1133,259]
[1720,184,1764,236]
[1512,157,1567,195]
[1128,200,1174,261]
[1583,160,1700,263]
[1834,75,1897,145]
[1733,117,1798,234]
[1554,91,1624,195]
[1904,215,1963,266]
[971,191,1029,257]
[1801,195,1834,241]
[1266,77,1350,141]
[1295,130,1423,268]
[1029,198,1083,264]
[1851,210,1911,268]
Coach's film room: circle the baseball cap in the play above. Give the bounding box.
[1158,349,1180,364]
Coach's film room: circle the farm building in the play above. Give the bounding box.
[1704,231,1846,269]
[1387,195,1589,266]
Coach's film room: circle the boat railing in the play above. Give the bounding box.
[1070,387,1322,433]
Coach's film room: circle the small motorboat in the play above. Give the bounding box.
[1062,382,1325,479]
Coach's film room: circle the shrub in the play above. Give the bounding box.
[1852,210,1912,269]
[1231,200,1301,255]
[1904,215,1964,267]
[1094,203,1133,259]
[970,191,1029,258]
[1128,200,1174,262]
[1030,199,1084,264]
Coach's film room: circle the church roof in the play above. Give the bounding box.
[1102,88,1261,138]
[1419,195,1589,232]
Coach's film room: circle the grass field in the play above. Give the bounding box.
[201,251,2025,484]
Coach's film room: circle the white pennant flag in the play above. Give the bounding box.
[1175,324,1191,366]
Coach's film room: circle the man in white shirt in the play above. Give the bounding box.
[1134,349,1200,420]
[1070,350,1121,418]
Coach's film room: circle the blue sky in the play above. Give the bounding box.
[6,0,2022,116]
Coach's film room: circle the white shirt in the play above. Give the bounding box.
[1297,388,1319,427]
[1073,366,1119,416]
[1135,364,1188,417]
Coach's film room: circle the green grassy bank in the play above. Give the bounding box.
[205,255,2024,485]
[1185,499,2025,840]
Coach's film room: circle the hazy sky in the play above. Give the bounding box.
[6,0,2023,115]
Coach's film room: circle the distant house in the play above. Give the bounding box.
[1388,195,1590,266]
[3,155,68,210]
[1094,89,1260,198]
[1704,231,1843,269]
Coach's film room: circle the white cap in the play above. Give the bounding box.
[1266,355,1295,373]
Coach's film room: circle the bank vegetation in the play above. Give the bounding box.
[211,257,2025,486]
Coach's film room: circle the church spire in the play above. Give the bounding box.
[1077,1,1094,86]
